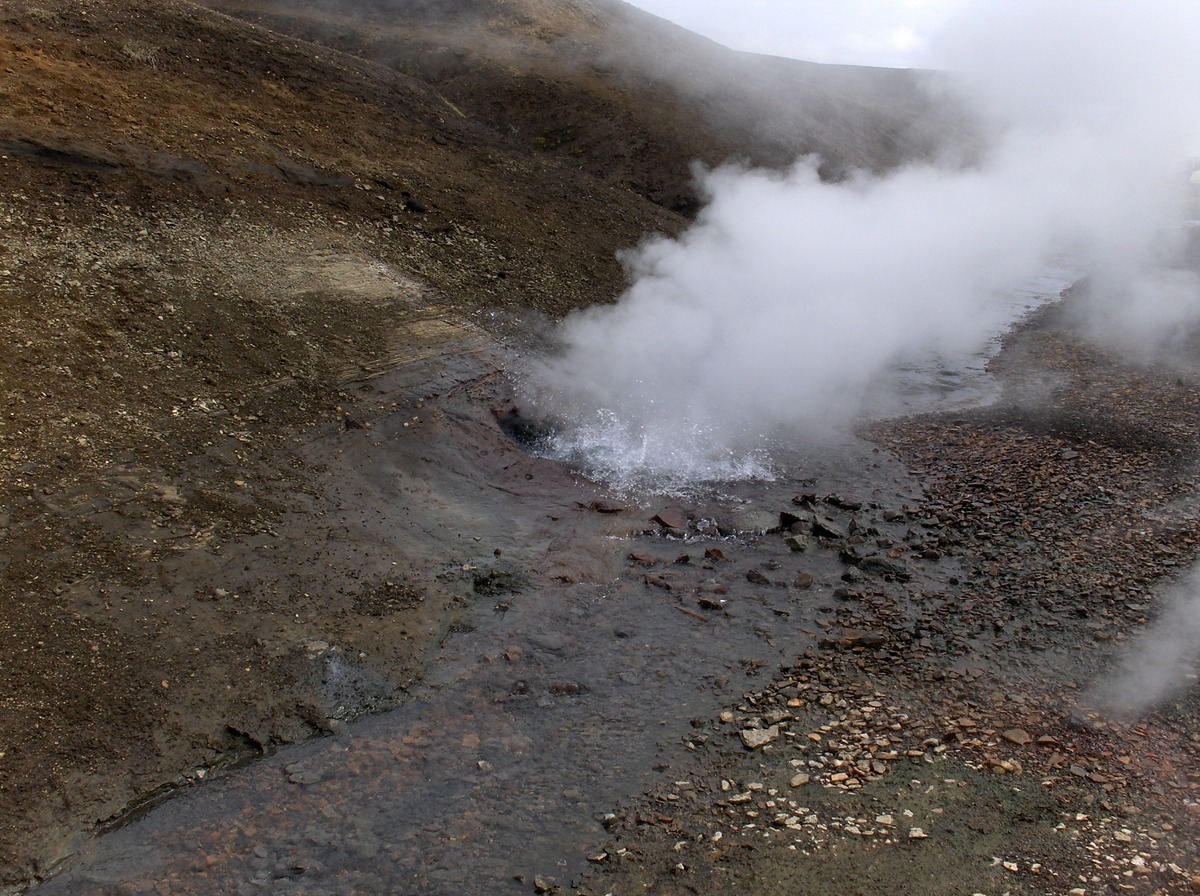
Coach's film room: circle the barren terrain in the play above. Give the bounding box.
[2,1,1199,894]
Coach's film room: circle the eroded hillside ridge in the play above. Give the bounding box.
[202,0,969,212]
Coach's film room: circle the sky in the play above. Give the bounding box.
[624,0,966,68]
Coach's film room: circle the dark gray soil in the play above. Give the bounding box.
[2,1,1199,895]
[23,289,1200,896]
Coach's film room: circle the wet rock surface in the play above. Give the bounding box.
[568,295,1200,896]
[29,291,1200,896]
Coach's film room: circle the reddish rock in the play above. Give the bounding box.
[1002,728,1033,746]
[653,508,687,530]
[840,629,886,648]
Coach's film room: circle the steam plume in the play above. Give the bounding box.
[1092,567,1200,717]
[520,0,1200,487]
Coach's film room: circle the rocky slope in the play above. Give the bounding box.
[0,0,961,887]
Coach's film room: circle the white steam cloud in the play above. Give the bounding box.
[520,0,1200,487]
[1092,567,1200,717]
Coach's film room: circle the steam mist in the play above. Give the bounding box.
[520,1,1200,489]
[1091,567,1200,717]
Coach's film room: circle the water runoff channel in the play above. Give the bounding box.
[36,264,1078,895]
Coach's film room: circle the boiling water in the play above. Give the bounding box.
[523,262,1081,496]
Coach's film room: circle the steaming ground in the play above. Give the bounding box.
[1094,566,1200,718]
[521,0,1200,490]
[8,0,1200,890]
[518,252,1081,496]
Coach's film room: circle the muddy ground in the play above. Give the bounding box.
[570,296,1200,896]
[3,0,1200,894]
[0,0,692,883]
[23,287,1200,896]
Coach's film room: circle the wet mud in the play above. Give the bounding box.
[28,291,1200,895]
[32,305,943,893]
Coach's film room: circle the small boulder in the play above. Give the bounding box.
[740,725,781,750]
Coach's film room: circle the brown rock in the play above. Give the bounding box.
[653,508,687,530]
[840,629,886,648]
[1002,728,1033,746]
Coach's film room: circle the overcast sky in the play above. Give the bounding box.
[623,0,967,68]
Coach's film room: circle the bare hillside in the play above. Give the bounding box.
[203,0,964,213]
[0,0,967,887]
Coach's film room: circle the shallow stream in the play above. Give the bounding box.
[36,268,1075,894]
